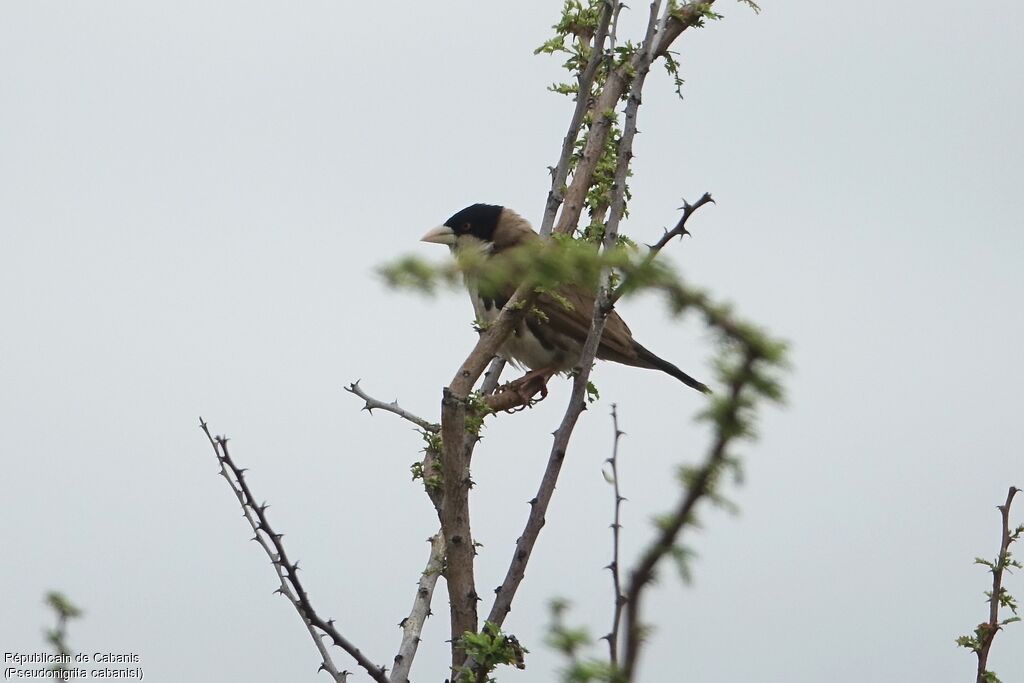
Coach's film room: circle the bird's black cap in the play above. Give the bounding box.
[444,204,504,242]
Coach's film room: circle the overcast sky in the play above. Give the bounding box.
[2,1,1022,682]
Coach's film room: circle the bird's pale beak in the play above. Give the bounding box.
[421,224,456,245]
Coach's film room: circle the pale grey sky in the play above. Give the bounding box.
[2,2,1022,682]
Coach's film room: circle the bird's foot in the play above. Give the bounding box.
[490,369,556,413]
[499,369,555,408]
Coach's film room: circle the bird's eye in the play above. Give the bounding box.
[462,222,472,231]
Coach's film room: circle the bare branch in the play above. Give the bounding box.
[200,418,389,683]
[345,381,439,433]
[648,193,716,256]
[392,532,446,683]
[479,356,508,395]
[439,387,481,671]
[603,405,627,664]
[608,192,715,308]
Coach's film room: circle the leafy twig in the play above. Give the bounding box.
[200,418,388,683]
[44,592,81,679]
[476,0,704,663]
[957,486,1022,683]
[553,0,710,236]
[620,347,766,681]
[540,0,614,237]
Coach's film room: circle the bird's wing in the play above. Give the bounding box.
[534,286,645,366]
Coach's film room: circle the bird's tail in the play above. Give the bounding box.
[632,342,710,394]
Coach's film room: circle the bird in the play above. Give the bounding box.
[421,203,709,398]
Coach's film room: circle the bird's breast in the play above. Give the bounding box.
[465,280,575,371]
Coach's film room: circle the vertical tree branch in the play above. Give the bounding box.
[540,0,614,237]
[392,532,446,683]
[604,405,627,664]
[440,388,480,671]
[482,0,669,644]
[972,486,1022,683]
[553,0,712,236]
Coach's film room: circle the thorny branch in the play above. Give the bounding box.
[649,193,716,255]
[553,0,716,236]
[200,419,389,683]
[620,351,757,681]
[392,532,446,683]
[436,229,546,671]
[609,192,715,308]
[965,486,1022,683]
[357,0,741,678]
[475,0,670,652]
[603,405,627,664]
[345,381,439,433]
[540,0,614,237]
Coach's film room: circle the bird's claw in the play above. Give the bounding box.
[496,370,554,412]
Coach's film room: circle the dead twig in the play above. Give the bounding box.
[200,418,388,683]
[608,192,715,308]
[603,405,627,664]
[345,381,439,433]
